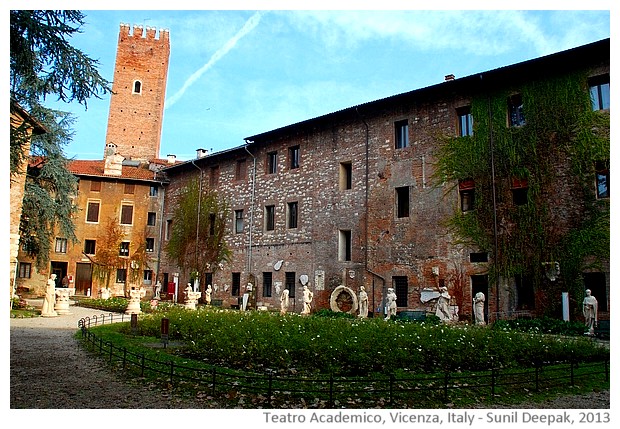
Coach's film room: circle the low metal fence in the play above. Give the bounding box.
[77,315,609,408]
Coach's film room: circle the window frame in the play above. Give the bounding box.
[457,106,473,137]
[132,80,142,94]
[338,229,352,261]
[289,145,300,169]
[116,268,127,284]
[393,276,409,308]
[119,241,130,257]
[266,151,278,175]
[55,237,68,253]
[339,161,352,190]
[396,186,410,218]
[234,209,244,234]
[459,179,476,212]
[395,119,409,149]
[595,160,610,199]
[84,239,96,255]
[265,205,275,231]
[235,159,247,181]
[287,201,298,229]
[86,200,100,223]
[262,272,273,297]
[589,74,610,111]
[508,94,526,127]
[18,262,32,278]
[147,212,156,226]
[120,204,134,225]
[145,237,155,253]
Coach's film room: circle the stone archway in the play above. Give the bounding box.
[329,285,359,314]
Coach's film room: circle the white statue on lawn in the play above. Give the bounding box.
[358,285,369,318]
[384,288,397,320]
[474,291,486,325]
[435,286,451,322]
[41,274,58,317]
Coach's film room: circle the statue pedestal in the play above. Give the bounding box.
[125,288,145,314]
[54,288,75,315]
[185,291,201,310]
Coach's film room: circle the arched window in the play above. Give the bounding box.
[133,80,142,94]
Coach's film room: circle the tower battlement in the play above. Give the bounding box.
[119,23,169,41]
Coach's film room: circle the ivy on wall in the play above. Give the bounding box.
[433,71,609,317]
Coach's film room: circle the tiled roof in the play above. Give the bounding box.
[67,159,158,181]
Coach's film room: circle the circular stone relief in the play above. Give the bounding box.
[329,285,359,314]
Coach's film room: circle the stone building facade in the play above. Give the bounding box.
[157,39,609,322]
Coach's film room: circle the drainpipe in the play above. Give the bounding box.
[154,180,167,290]
[191,159,203,292]
[244,141,256,274]
[356,107,384,316]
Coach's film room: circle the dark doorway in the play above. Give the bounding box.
[583,272,607,312]
[50,261,68,288]
[471,274,489,322]
[75,263,92,295]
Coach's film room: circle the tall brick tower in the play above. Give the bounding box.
[104,23,170,161]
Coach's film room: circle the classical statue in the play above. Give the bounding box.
[280,289,290,315]
[474,291,486,325]
[582,289,598,335]
[301,285,313,315]
[205,284,212,305]
[384,288,397,320]
[435,286,451,321]
[41,274,58,317]
[358,285,369,318]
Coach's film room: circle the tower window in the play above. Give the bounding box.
[133,80,142,94]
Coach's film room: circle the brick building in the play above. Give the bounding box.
[15,24,172,297]
[158,38,609,322]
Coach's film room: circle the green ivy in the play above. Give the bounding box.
[433,71,609,317]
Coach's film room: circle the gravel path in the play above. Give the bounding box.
[10,300,609,410]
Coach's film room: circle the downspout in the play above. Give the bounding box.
[191,159,203,292]
[356,107,384,316]
[154,179,166,290]
[244,141,256,274]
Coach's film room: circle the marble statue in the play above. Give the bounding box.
[358,285,369,318]
[126,287,146,314]
[301,285,313,315]
[154,281,161,300]
[435,286,451,322]
[54,287,74,315]
[474,291,486,325]
[205,284,212,305]
[100,287,111,300]
[280,289,290,315]
[582,289,598,335]
[41,274,58,317]
[384,287,397,320]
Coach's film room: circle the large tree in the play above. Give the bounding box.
[10,10,111,268]
[165,179,232,284]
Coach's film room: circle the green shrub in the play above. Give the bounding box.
[493,317,588,336]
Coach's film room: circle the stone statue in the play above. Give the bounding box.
[154,281,161,300]
[125,287,146,314]
[435,286,451,321]
[41,274,58,317]
[280,289,290,315]
[205,284,212,305]
[100,287,111,300]
[301,285,313,315]
[474,291,486,325]
[582,289,598,335]
[384,287,397,320]
[358,285,369,318]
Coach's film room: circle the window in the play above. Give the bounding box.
[86,201,100,223]
[508,94,525,127]
[124,183,135,194]
[339,230,352,261]
[90,181,101,192]
[209,213,216,236]
[147,212,156,226]
[116,269,127,283]
[119,241,130,257]
[146,238,155,252]
[133,80,142,94]
[234,210,244,233]
[469,252,488,263]
[149,185,158,197]
[265,205,275,231]
[210,166,220,186]
[263,272,273,297]
[340,162,352,190]
[396,186,410,218]
[84,239,96,255]
[55,238,67,253]
[457,106,473,137]
[235,159,247,181]
[289,145,300,169]
[393,276,408,307]
[267,151,278,174]
[285,272,296,298]
[515,274,535,310]
[166,220,173,240]
[595,160,609,199]
[18,262,31,278]
[589,75,610,111]
[143,270,152,284]
[287,201,298,229]
[232,272,241,296]
[511,177,529,206]
[395,119,409,149]
[459,179,475,212]
[120,204,133,225]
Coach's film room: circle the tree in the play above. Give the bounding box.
[165,179,232,285]
[10,10,111,269]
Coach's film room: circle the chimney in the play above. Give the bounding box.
[167,154,177,164]
[196,148,208,159]
[445,74,455,81]
[104,153,125,176]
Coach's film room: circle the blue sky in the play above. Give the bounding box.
[40,5,612,161]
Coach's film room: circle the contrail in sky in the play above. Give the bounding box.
[165,11,262,109]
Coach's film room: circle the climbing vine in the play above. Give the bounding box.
[433,71,609,317]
